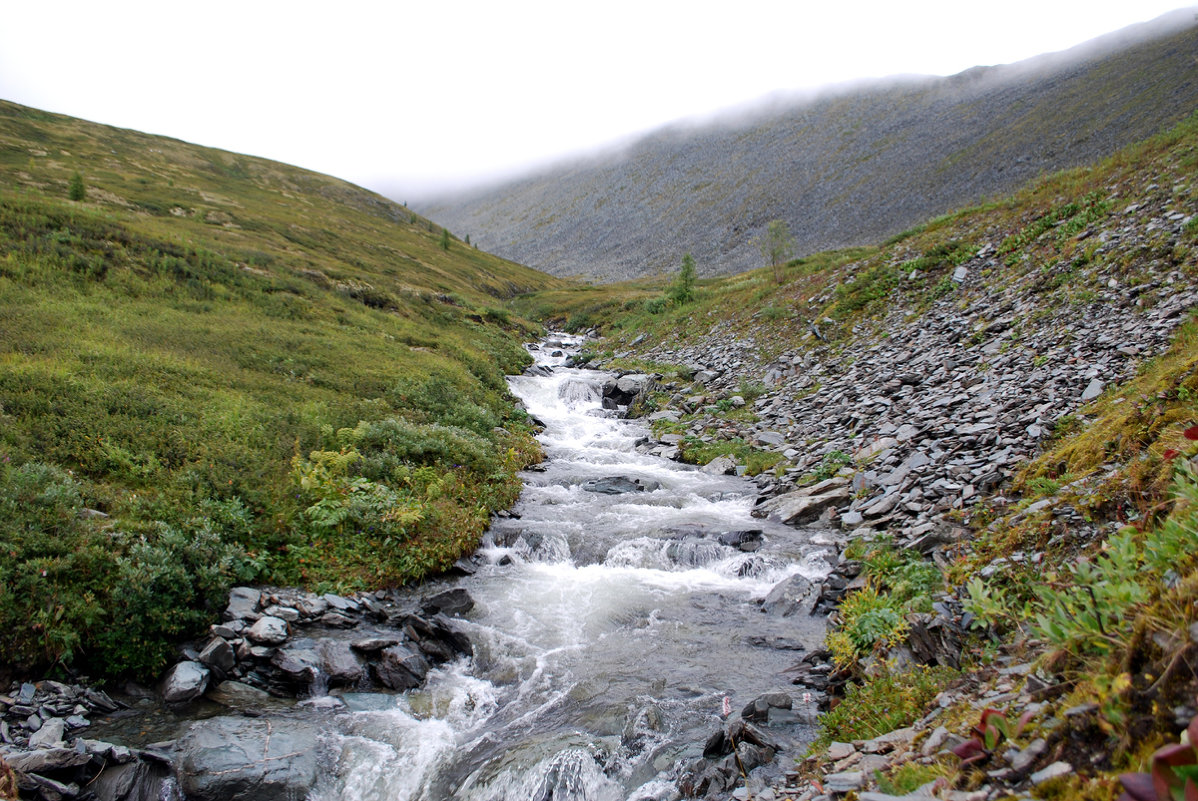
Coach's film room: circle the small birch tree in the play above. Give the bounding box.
[760,220,795,284]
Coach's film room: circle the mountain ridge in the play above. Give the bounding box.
[420,8,1198,281]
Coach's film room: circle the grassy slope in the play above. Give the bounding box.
[517,113,1198,795]
[0,100,568,679]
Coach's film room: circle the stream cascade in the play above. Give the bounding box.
[297,335,834,800]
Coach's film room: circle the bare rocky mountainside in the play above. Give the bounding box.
[419,9,1198,281]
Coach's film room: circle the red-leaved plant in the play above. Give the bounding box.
[952,708,1035,765]
[1164,426,1198,463]
[1118,711,1198,801]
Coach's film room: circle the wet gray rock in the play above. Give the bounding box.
[198,637,236,673]
[319,640,365,685]
[582,476,647,494]
[400,614,472,663]
[161,661,210,705]
[718,529,764,552]
[262,605,300,622]
[224,587,261,621]
[269,639,322,683]
[4,746,92,774]
[761,574,821,617]
[421,588,475,617]
[295,595,329,618]
[246,616,289,645]
[175,716,323,801]
[205,681,276,709]
[319,611,358,628]
[89,758,175,801]
[602,373,656,409]
[321,593,359,613]
[27,716,65,748]
[375,644,430,690]
[741,692,793,722]
[350,636,401,654]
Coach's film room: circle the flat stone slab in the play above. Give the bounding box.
[176,716,323,801]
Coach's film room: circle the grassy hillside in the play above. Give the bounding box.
[0,100,568,680]
[426,10,1198,281]
[516,111,1198,796]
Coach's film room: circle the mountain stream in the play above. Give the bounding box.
[301,335,834,800]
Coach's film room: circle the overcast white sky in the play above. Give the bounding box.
[1,1,1193,199]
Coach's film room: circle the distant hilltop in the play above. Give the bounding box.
[418,8,1198,281]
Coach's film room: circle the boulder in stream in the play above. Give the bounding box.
[375,644,430,690]
[421,588,475,617]
[175,716,323,801]
[717,529,764,552]
[601,374,656,408]
[761,574,821,617]
[400,614,472,663]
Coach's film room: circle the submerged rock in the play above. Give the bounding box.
[718,529,764,552]
[581,476,648,494]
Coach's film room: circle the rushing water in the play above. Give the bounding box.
[305,335,833,801]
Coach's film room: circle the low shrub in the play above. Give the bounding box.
[678,436,782,476]
[644,297,667,315]
[0,461,253,676]
[813,664,958,748]
[91,522,249,676]
[827,586,909,668]
[811,450,852,481]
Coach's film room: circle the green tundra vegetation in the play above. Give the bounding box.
[0,100,567,678]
